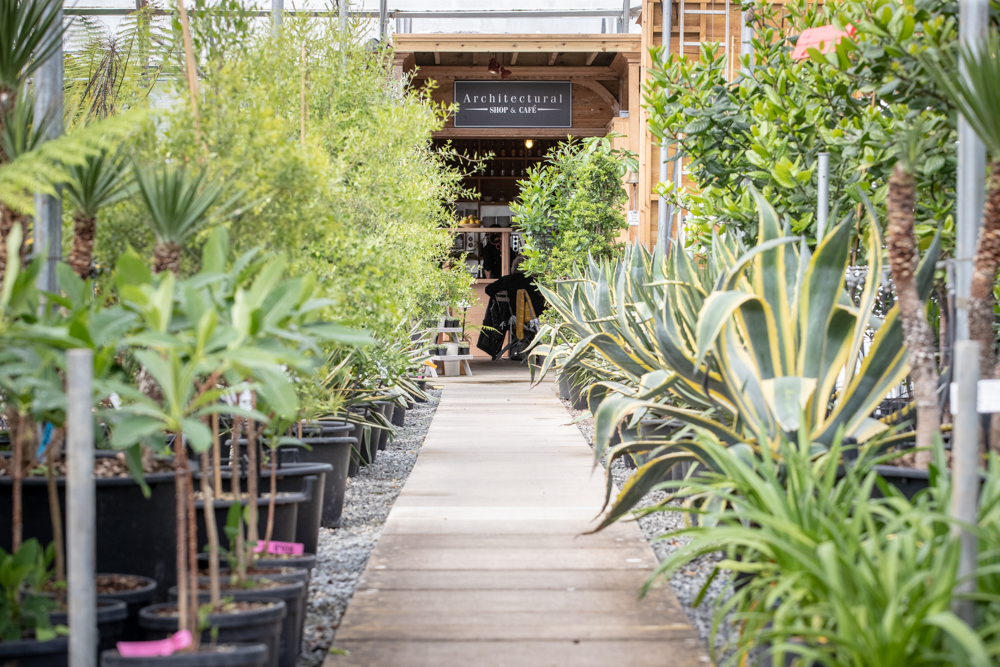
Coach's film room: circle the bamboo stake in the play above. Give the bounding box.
[300,44,307,147]
[200,447,221,607]
[175,0,204,149]
[181,436,200,643]
[46,430,65,605]
[246,396,259,562]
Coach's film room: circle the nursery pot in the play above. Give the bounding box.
[557,376,588,411]
[195,487,308,553]
[346,410,378,466]
[51,599,128,656]
[0,452,177,592]
[215,459,332,553]
[139,601,285,667]
[168,580,305,667]
[373,402,394,451]
[96,574,158,642]
[100,643,269,667]
[0,635,69,667]
[391,403,406,428]
[278,436,352,530]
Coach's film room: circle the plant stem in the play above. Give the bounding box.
[246,396,259,566]
[232,417,246,584]
[263,443,277,554]
[181,435,200,645]
[174,432,189,633]
[200,447,220,608]
[46,430,65,605]
[212,413,222,501]
[12,413,24,552]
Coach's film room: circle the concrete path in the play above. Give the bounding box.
[326,361,708,667]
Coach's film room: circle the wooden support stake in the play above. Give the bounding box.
[175,0,204,151]
[300,45,307,147]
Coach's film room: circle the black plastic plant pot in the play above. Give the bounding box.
[296,421,353,440]
[373,402,393,452]
[557,376,588,411]
[195,490,306,553]
[255,554,317,581]
[347,458,360,478]
[51,599,128,655]
[96,574,158,642]
[0,453,177,593]
[277,438,353,530]
[345,416,377,466]
[167,581,304,667]
[197,554,316,585]
[139,601,285,667]
[0,635,68,667]
[100,643,269,667]
[391,404,406,428]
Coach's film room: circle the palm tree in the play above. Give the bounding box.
[132,163,225,274]
[886,124,938,469]
[63,147,133,278]
[0,0,63,137]
[0,90,48,278]
[925,31,1000,451]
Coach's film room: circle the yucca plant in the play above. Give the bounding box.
[923,31,1000,451]
[887,122,941,469]
[63,146,134,278]
[0,0,63,128]
[132,162,226,274]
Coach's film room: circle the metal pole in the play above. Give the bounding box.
[663,0,672,54]
[951,340,980,625]
[33,0,63,296]
[379,0,387,41]
[656,0,672,253]
[672,156,683,246]
[817,152,829,242]
[339,0,348,30]
[955,0,989,341]
[271,0,282,35]
[67,349,95,667]
[740,7,755,75]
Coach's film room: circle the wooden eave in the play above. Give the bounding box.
[392,33,642,54]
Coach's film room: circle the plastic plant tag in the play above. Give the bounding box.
[254,540,305,556]
[117,630,192,657]
[791,24,856,60]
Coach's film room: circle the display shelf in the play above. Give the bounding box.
[430,354,475,361]
[437,327,463,333]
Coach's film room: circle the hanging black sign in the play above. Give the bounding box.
[453,81,573,128]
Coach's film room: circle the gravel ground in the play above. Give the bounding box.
[297,389,442,667]
[559,397,738,663]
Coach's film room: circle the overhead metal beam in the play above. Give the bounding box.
[34,1,63,296]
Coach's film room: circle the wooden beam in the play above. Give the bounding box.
[434,51,441,65]
[510,52,518,65]
[548,52,559,66]
[414,66,619,81]
[577,80,620,115]
[392,52,416,80]
[472,52,479,65]
[395,33,643,54]
[434,127,607,139]
[585,51,599,66]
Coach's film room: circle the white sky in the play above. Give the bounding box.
[66,0,642,36]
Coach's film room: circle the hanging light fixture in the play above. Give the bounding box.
[488,54,501,74]
[500,66,512,80]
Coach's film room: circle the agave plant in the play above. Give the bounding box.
[63,146,134,278]
[132,162,227,274]
[532,188,940,527]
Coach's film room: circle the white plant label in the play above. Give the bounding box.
[949,379,1000,414]
[627,210,640,226]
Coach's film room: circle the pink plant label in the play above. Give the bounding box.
[117,630,192,657]
[791,24,857,60]
[254,540,305,556]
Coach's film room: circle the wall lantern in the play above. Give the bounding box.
[524,139,534,149]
